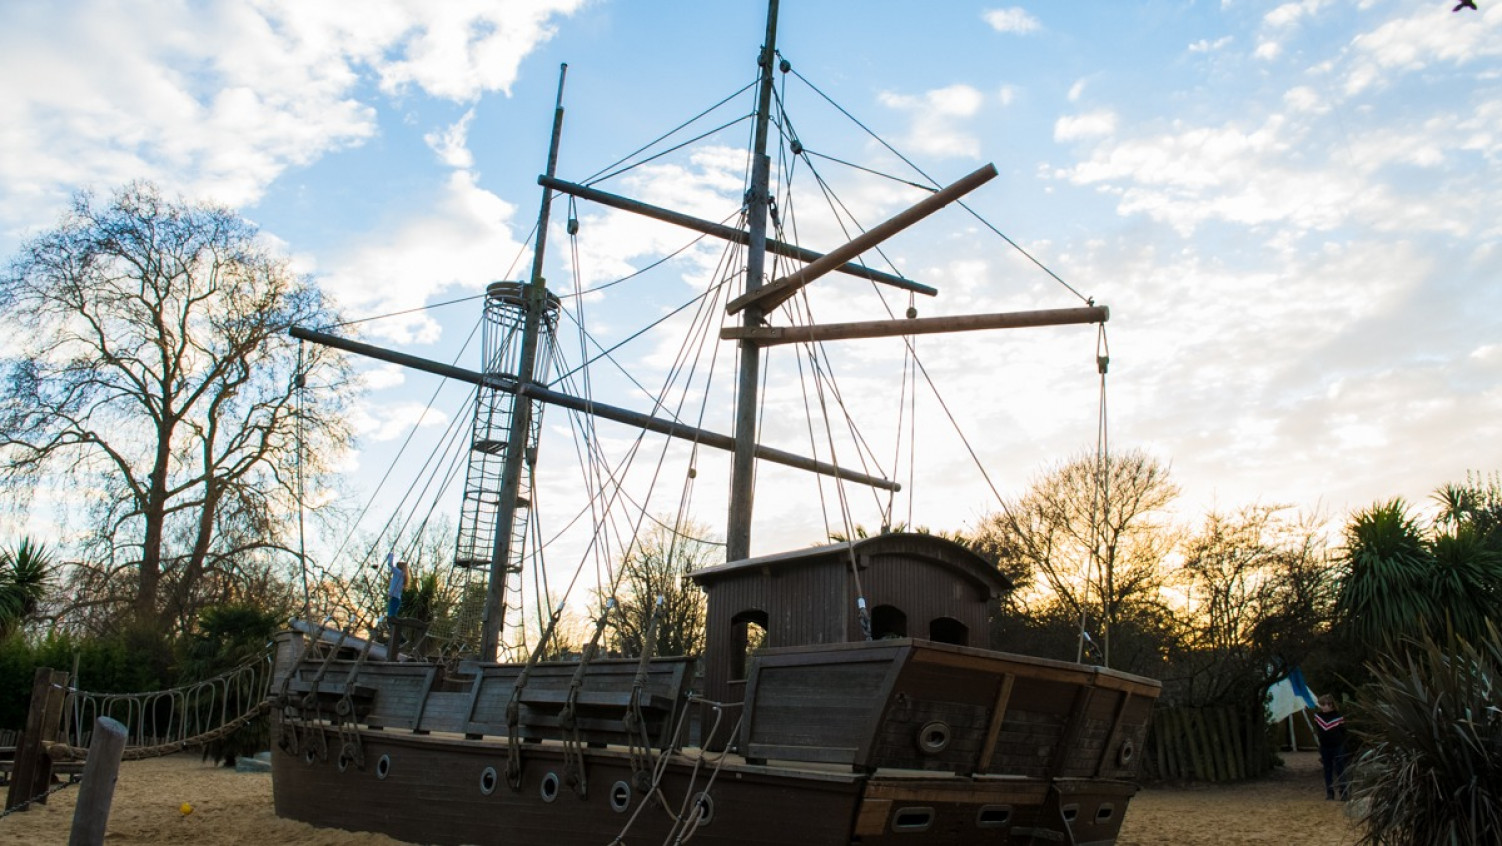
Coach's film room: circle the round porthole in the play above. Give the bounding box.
[540,771,560,803]
[1118,739,1135,766]
[692,792,714,825]
[609,780,632,812]
[303,747,317,765]
[917,720,952,755]
[480,766,498,795]
[376,754,391,780]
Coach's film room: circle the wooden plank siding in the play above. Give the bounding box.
[279,657,694,749]
[738,639,1160,782]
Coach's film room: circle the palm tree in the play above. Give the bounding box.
[0,537,55,637]
[1334,499,1434,650]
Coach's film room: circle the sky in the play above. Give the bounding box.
[2,0,1500,579]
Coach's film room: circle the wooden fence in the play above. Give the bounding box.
[1143,704,1275,782]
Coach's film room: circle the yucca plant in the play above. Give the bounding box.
[1350,624,1502,845]
[1336,499,1435,648]
[0,537,55,637]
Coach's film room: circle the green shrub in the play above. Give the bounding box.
[1351,624,1502,844]
[178,603,280,765]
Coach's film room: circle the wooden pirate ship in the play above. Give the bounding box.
[270,2,1160,843]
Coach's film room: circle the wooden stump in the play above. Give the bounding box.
[67,716,127,846]
[5,667,69,812]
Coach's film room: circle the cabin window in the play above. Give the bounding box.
[871,605,907,639]
[730,610,769,681]
[929,616,968,646]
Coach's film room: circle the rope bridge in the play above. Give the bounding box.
[45,648,276,762]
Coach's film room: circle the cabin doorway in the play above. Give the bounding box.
[929,616,968,646]
[871,605,907,639]
[730,610,768,681]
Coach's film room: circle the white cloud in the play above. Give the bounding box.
[982,8,1041,34]
[1189,36,1234,53]
[1067,80,1088,103]
[1264,0,1330,29]
[1342,3,1502,94]
[878,85,985,158]
[425,109,477,169]
[318,170,525,344]
[1054,110,1118,142]
[1282,86,1325,114]
[0,0,582,242]
[1254,40,1283,61]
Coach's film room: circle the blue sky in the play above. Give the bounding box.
[2,0,1500,565]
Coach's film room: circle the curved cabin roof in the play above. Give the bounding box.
[689,532,1012,598]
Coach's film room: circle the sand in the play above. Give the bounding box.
[0,751,1360,845]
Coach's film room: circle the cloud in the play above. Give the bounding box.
[1263,0,1330,29]
[0,0,582,243]
[878,84,985,158]
[316,170,526,345]
[1054,110,1118,142]
[425,109,477,169]
[1342,3,1502,95]
[982,8,1042,35]
[1189,36,1234,54]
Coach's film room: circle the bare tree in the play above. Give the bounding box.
[1169,504,1336,706]
[604,521,717,658]
[975,448,1178,669]
[0,183,353,634]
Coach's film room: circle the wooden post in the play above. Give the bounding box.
[68,717,127,846]
[6,667,70,812]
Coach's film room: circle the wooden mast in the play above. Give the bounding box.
[726,0,779,563]
[480,65,569,662]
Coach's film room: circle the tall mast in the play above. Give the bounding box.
[727,0,779,563]
[480,64,569,662]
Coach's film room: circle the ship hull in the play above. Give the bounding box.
[270,630,1155,845]
[271,724,1141,845]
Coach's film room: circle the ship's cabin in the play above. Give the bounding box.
[688,532,1011,707]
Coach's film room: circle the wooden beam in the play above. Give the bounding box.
[540,176,937,299]
[721,305,1109,346]
[726,163,998,315]
[978,672,1016,772]
[290,326,898,492]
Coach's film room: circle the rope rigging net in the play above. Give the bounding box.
[280,47,1109,670]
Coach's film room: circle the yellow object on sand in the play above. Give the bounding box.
[180,802,193,816]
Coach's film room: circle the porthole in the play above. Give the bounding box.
[1061,804,1078,823]
[480,766,498,795]
[692,792,714,825]
[1118,739,1135,766]
[303,747,317,765]
[916,720,951,755]
[540,771,560,803]
[892,807,934,832]
[1096,803,1116,823]
[609,780,632,813]
[977,805,1012,827]
[376,754,391,780]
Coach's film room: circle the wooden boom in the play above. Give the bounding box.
[720,305,1110,346]
[289,326,899,492]
[538,176,937,299]
[725,163,999,315]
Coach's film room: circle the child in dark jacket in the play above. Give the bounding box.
[1313,694,1349,800]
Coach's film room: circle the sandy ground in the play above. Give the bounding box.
[1,751,1360,845]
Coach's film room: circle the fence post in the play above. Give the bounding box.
[67,716,127,846]
[5,667,70,812]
